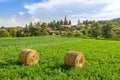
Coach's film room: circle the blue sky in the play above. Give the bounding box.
[0,0,120,26]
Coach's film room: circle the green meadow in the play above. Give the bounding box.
[0,36,120,80]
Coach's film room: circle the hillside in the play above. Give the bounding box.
[111,18,120,23]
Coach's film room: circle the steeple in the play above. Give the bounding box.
[64,14,68,25]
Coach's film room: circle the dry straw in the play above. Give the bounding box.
[64,51,85,67]
[18,49,39,65]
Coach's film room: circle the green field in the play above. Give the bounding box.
[0,36,120,80]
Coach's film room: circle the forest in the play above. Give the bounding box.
[0,18,120,40]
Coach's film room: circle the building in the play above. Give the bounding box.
[60,14,72,28]
[77,20,84,26]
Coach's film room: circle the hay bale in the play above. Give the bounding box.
[64,51,85,67]
[18,49,39,65]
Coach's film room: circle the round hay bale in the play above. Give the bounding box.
[64,51,85,67]
[18,49,39,65]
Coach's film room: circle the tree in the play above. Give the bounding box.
[102,22,115,38]
[0,31,11,37]
[7,27,17,37]
[83,20,95,25]
[83,20,89,25]
[15,27,23,37]
[60,19,64,25]
[28,22,36,36]
[69,20,72,25]
[48,20,57,30]
[88,22,102,37]
[28,22,34,32]
[64,15,68,25]
[41,22,48,35]
[34,22,42,36]
[41,22,47,29]
[52,20,57,29]
[56,21,60,27]
[23,24,30,36]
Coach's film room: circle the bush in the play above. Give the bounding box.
[75,32,83,37]
[66,32,75,37]
[0,31,11,37]
[111,32,120,40]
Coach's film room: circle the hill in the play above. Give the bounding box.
[111,18,120,23]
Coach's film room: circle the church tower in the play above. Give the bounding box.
[64,14,68,25]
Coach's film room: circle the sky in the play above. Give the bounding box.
[0,0,120,27]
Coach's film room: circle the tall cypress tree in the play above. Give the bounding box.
[64,15,68,25]
[69,20,72,25]
[60,19,64,25]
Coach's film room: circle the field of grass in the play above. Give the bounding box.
[0,36,120,80]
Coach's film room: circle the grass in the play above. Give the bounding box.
[0,36,120,80]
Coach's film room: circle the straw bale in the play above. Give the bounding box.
[18,49,39,65]
[64,51,85,67]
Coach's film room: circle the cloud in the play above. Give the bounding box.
[24,0,114,14]
[0,15,30,27]
[10,15,16,24]
[19,11,25,16]
[0,17,17,27]
[65,10,73,14]
[8,15,21,26]
[24,0,120,24]
[24,0,94,14]
[31,16,40,23]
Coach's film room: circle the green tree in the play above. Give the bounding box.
[60,19,64,25]
[48,20,57,30]
[23,24,30,37]
[34,22,42,36]
[29,22,34,34]
[69,20,72,25]
[56,21,60,28]
[7,27,17,37]
[102,22,115,38]
[16,27,23,37]
[41,22,48,35]
[88,22,102,37]
[0,31,11,37]
[64,15,68,25]
[28,22,36,36]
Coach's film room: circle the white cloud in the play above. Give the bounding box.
[31,16,40,23]
[24,0,91,14]
[0,15,30,27]
[19,11,25,16]
[0,17,18,27]
[24,0,115,13]
[10,15,16,24]
[8,15,22,26]
[65,10,73,14]
[24,0,120,24]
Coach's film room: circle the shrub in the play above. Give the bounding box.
[0,31,11,37]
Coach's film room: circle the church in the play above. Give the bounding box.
[60,15,83,28]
